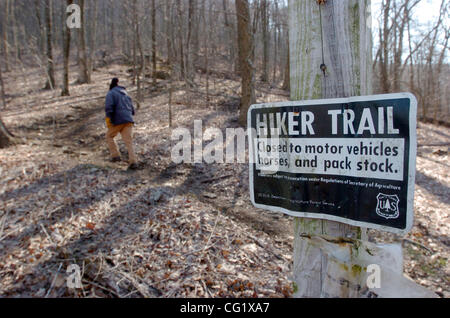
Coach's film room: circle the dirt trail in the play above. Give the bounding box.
[0,62,448,297]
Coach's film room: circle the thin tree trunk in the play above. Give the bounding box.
[177,1,185,80]
[78,0,90,84]
[136,3,144,107]
[272,0,279,84]
[203,0,210,102]
[186,0,195,82]
[236,0,255,127]
[0,63,7,109]
[2,0,10,72]
[61,0,73,96]
[261,0,269,82]
[380,0,391,93]
[282,32,290,91]
[132,0,138,86]
[89,0,98,74]
[168,79,173,128]
[44,0,55,90]
[152,0,157,85]
[434,31,449,123]
[0,115,15,148]
[10,0,19,64]
[165,0,173,65]
[34,0,45,54]
[0,87,16,148]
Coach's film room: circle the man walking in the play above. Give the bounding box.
[105,78,138,170]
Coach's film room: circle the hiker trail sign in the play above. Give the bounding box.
[248,93,417,235]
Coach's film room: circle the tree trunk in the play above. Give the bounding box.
[78,0,90,84]
[132,0,138,86]
[0,62,7,110]
[61,0,73,97]
[10,0,19,64]
[434,31,449,123]
[44,0,55,90]
[236,0,255,127]
[152,0,157,85]
[272,0,279,84]
[165,0,173,65]
[89,0,98,74]
[202,0,210,102]
[135,0,144,106]
[289,0,372,298]
[186,0,195,83]
[2,0,10,72]
[282,32,290,91]
[261,0,269,82]
[0,115,15,149]
[380,0,391,93]
[177,1,185,81]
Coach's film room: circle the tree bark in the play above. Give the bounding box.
[61,0,73,97]
[261,0,269,82]
[44,0,55,90]
[380,0,391,93]
[282,32,290,91]
[272,0,279,84]
[186,0,195,82]
[77,0,90,84]
[177,1,185,80]
[89,0,98,74]
[202,0,210,102]
[152,0,157,85]
[0,115,15,149]
[165,0,173,66]
[2,0,10,72]
[10,0,19,64]
[236,0,255,127]
[0,62,7,110]
[289,0,372,298]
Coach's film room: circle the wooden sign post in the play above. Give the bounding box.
[248,0,434,298]
[289,0,372,297]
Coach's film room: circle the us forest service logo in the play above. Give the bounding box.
[376,193,400,219]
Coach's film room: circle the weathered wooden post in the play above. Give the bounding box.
[289,0,372,298]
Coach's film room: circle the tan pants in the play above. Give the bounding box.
[106,123,137,164]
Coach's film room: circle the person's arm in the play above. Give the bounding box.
[105,92,115,120]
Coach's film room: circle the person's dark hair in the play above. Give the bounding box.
[110,78,119,90]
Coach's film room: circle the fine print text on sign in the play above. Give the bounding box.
[248,93,417,234]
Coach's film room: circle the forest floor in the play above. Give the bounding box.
[0,60,448,298]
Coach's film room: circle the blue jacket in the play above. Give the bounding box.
[105,86,135,125]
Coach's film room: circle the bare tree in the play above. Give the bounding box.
[44,0,55,90]
[77,0,90,84]
[282,31,290,91]
[0,67,15,148]
[152,0,157,85]
[0,115,15,149]
[61,0,73,96]
[236,0,256,126]
[177,1,185,80]
[0,62,7,110]
[2,0,10,72]
[186,0,195,83]
[261,0,269,82]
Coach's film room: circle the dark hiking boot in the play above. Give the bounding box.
[111,157,121,163]
[128,163,139,171]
